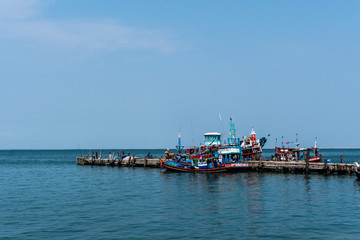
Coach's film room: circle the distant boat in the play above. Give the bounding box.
[309,155,321,162]
[353,162,360,180]
[273,136,321,162]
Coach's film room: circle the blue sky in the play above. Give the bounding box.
[0,0,359,149]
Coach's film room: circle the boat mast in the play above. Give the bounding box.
[191,121,195,147]
[251,126,258,147]
[219,113,225,145]
[229,117,237,145]
[176,130,184,153]
[296,133,299,149]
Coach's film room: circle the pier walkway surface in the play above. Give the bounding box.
[245,161,354,175]
[76,156,161,168]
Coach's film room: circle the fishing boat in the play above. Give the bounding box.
[274,135,301,161]
[274,146,298,161]
[241,126,269,161]
[218,118,248,171]
[163,131,225,172]
[355,171,360,181]
[273,136,321,162]
[303,137,321,162]
[163,147,228,173]
[308,149,321,162]
[353,162,360,180]
[164,160,228,173]
[163,118,248,173]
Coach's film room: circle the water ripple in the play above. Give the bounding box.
[1,150,360,239]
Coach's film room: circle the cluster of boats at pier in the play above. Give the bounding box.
[162,118,321,173]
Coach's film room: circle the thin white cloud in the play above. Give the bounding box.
[0,0,176,54]
[0,0,45,19]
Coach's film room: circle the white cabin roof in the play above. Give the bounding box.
[204,132,221,136]
[251,126,256,135]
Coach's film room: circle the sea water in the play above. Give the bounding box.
[1,149,360,239]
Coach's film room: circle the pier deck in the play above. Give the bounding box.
[76,156,161,168]
[245,160,354,175]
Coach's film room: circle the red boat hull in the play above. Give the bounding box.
[309,156,320,162]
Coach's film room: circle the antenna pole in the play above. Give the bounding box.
[296,133,299,149]
[176,129,184,153]
[219,113,225,144]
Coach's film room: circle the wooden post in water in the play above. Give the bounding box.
[127,152,131,166]
[132,155,136,166]
[340,155,344,163]
[322,154,328,174]
[305,148,310,174]
[144,156,148,167]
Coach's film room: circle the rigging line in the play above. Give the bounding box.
[191,120,195,147]
[219,113,225,144]
[76,144,84,157]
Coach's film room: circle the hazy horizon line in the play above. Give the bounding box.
[1,147,360,151]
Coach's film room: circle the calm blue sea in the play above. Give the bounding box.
[1,149,360,239]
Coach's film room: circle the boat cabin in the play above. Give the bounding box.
[218,147,242,164]
[274,147,300,161]
[204,132,221,146]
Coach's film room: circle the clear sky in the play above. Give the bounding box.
[0,0,359,149]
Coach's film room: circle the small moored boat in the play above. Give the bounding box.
[353,162,360,180]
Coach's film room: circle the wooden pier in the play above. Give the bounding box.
[76,152,356,175]
[77,157,355,175]
[245,160,354,175]
[76,156,161,168]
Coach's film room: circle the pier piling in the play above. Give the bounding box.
[144,156,148,167]
[305,149,310,174]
